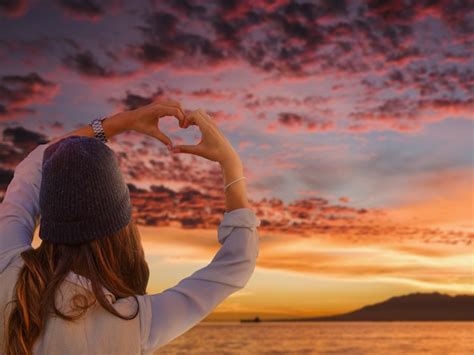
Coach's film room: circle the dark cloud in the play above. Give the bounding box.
[419,97,474,111]
[107,88,166,111]
[127,1,462,80]
[0,0,28,17]
[134,42,173,64]
[0,126,49,200]
[150,184,176,196]
[128,1,322,74]
[385,46,421,64]
[432,0,474,35]
[4,85,39,103]
[0,72,59,120]
[144,11,179,36]
[351,97,419,122]
[278,112,310,129]
[43,0,469,99]
[243,94,332,114]
[2,126,49,150]
[189,88,235,100]
[2,0,472,99]
[61,50,116,78]
[0,142,24,168]
[350,94,474,131]
[0,37,77,67]
[0,105,33,118]
[367,0,416,23]
[56,0,111,20]
[130,11,184,65]
[270,112,334,133]
[366,0,474,35]
[131,8,227,66]
[353,57,474,131]
[127,183,147,194]
[120,91,154,110]
[167,0,207,18]
[0,167,14,192]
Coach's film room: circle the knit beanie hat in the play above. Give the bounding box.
[39,135,132,245]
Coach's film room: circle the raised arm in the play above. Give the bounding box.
[0,143,50,256]
[137,108,259,352]
[137,207,260,352]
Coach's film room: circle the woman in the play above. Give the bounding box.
[0,100,261,354]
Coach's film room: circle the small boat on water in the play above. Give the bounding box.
[240,316,261,323]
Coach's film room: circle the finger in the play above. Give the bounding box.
[186,111,210,129]
[200,111,215,126]
[159,105,185,127]
[160,101,187,127]
[194,109,216,128]
[159,100,185,116]
[186,114,209,134]
[160,99,181,107]
[182,109,197,128]
[197,108,212,120]
[151,129,172,146]
[183,113,195,128]
[172,143,204,156]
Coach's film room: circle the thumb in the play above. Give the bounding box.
[151,130,172,147]
[172,144,202,155]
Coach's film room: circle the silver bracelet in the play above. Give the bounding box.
[224,176,246,191]
[89,116,108,143]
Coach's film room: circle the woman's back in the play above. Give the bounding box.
[1,252,142,354]
[0,205,260,354]
[0,105,260,354]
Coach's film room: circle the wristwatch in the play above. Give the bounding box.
[89,116,108,143]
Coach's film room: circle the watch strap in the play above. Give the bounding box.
[89,117,108,143]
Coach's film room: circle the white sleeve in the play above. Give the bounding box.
[0,143,50,271]
[137,207,261,354]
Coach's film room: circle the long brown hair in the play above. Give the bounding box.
[3,218,150,355]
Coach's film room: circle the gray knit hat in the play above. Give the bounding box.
[39,135,132,245]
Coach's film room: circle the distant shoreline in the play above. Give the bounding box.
[251,319,474,322]
[235,292,474,323]
[203,319,474,323]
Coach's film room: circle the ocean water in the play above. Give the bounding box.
[155,321,474,354]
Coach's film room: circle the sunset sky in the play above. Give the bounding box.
[1,0,473,321]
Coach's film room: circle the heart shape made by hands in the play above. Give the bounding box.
[158,115,201,149]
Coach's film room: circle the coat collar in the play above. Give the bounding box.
[64,270,117,303]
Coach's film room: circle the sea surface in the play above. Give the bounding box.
[155,321,474,354]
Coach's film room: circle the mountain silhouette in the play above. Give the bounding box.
[267,292,474,321]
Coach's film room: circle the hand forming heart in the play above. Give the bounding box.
[127,99,187,147]
[127,99,240,165]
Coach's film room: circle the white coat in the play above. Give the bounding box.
[0,143,260,354]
